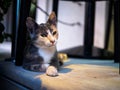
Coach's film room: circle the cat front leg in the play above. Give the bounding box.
[29,63,49,72]
[46,56,59,77]
[40,63,49,71]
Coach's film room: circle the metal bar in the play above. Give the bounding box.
[104,1,113,50]
[15,0,31,66]
[114,0,120,75]
[11,0,20,60]
[52,0,59,17]
[114,0,120,64]
[83,1,95,57]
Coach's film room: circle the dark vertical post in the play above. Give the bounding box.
[84,1,95,57]
[11,0,17,59]
[15,0,31,66]
[52,0,58,18]
[114,0,120,64]
[11,0,20,60]
[29,0,37,19]
[104,1,113,50]
[114,0,120,74]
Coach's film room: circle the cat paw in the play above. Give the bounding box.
[46,66,58,77]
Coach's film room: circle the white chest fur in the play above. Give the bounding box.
[38,46,56,64]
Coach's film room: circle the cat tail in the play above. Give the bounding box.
[58,53,68,66]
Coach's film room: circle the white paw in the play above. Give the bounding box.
[46,66,58,77]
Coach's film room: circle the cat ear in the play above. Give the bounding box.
[26,17,38,32]
[47,12,57,26]
[26,17,38,38]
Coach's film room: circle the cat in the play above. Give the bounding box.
[23,12,60,77]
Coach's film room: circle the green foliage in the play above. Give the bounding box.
[0,23,4,43]
[0,0,12,43]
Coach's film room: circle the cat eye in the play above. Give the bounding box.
[53,31,57,35]
[41,34,47,37]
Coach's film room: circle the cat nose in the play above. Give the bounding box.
[50,40,55,44]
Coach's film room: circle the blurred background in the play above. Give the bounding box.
[0,0,114,61]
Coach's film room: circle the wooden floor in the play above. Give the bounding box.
[0,42,119,90]
[35,59,120,90]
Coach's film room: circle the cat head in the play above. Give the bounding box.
[26,12,58,48]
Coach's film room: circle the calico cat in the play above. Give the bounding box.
[23,12,60,77]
